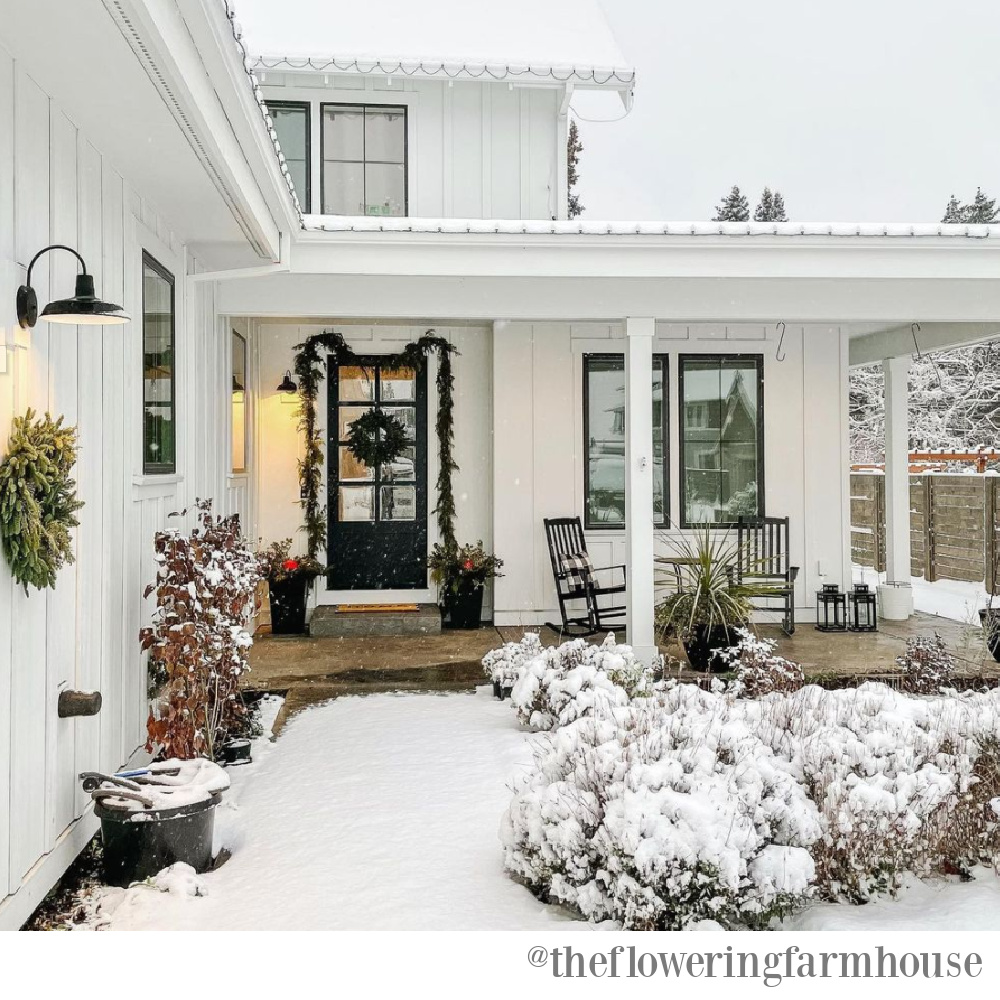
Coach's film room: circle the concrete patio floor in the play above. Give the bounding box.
[246,611,1000,731]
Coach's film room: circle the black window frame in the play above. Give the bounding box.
[231,328,248,475]
[677,353,765,529]
[141,251,176,476]
[319,102,409,217]
[583,352,669,531]
[265,100,311,211]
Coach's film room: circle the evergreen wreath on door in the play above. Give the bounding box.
[291,329,458,562]
[345,407,409,470]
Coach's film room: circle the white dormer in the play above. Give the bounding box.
[237,0,633,221]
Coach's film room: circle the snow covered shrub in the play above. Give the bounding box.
[504,680,1000,925]
[482,632,542,688]
[509,633,656,731]
[896,633,956,693]
[503,684,820,929]
[720,629,804,698]
[141,500,260,760]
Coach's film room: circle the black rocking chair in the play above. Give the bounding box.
[544,517,627,636]
[733,515,799,635]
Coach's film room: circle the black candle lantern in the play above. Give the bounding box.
[815,583,847,632]
[848,583,878,632]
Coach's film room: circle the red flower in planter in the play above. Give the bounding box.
[283,559,300,571]
[463,559,474,570]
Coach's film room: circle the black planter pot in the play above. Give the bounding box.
[683,624,740,672]
[492,680,513,701]
[95,794,222,887]
[219,737,252,766]
[445,586,484,629]
[268,574,309,635]
[979,609,1000,662]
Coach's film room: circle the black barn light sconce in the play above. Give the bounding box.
[16,244,129,329]
[277,370,298,394]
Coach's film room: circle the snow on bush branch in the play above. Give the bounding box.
[502,675,1000,929]
[507,633,658,731]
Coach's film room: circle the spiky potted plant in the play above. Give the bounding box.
[258,539,324,635]
[654,524,775,671]
[429,540,503,629]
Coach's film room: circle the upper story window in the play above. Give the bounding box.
[321,103,407,216]
[142,252,176,474]
[266,101,310,209]
[679,355,764,527]
[583,354,668,530]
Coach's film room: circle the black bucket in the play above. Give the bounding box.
[95,793,222,887]
[220,738,252,766]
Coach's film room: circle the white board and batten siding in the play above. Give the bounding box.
[492,322,853,626]
[0,49,236,929]
[260,73,563,220]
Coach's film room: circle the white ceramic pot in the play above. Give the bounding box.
[877,581,914,620]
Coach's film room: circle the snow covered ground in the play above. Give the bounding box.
[84,687,1000,932]
[89,689,579,931]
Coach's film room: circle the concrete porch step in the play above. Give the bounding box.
[309,603,442,637]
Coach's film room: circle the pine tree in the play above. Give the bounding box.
[753,187,789,222]
[966,187,998,224]
[942,194,963,223]
[567,119,584,219]
[713,185,749,222]
[754,187,774,222]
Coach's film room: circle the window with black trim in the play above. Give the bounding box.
[231,329,247,474]
[583,354,668,529]
[266,101,310,209]
[142,252,176,474]
[321,103,407,216]
[679,354,764,526]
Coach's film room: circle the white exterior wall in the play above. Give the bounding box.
[260,73,563,220]
[493,321,852,625]
[253,321,493,611]
[0,48,237,929]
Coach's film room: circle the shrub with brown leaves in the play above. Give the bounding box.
[140,499,260,759]
[896,633,956,694]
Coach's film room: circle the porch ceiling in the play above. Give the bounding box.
[848,322,1000,365]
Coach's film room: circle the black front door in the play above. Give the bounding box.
[326,357,428,590]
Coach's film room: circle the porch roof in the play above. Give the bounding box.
[232,0,634,91]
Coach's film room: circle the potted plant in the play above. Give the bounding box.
[258,539,324,635]
[654,525,774,671]
[429,540,503,629]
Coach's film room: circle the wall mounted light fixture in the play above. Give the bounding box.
[276,370,298,393]
[17,244,129,329]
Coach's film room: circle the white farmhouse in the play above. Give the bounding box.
[0,0,998,928]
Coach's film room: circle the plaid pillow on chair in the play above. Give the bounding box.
[558,552,595,593]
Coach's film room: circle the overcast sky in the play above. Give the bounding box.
[575,0,1000,222]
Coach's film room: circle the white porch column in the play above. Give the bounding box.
[882,356,914,613]
[624,317,657,663]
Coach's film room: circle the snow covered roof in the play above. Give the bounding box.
[230,0,634,88]
[304,216,1000,240]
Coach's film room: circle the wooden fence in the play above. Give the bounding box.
[850,474,1000,590]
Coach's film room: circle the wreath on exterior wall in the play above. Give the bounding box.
[292,329,459,561]
[346,408,409,470]
[0,409,84,593]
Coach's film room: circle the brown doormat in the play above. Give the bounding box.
[336,603,420,613]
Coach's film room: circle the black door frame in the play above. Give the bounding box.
[325,355,429,591]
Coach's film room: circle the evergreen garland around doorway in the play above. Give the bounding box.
[292,329,459,561]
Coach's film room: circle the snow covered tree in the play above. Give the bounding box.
[849,341,1000,462]
[754,187,789,222]
[966,187,998,223]
[942,194,963,223]
[713,185,750,222]
[772,190,788,221]
[940,188,998,224]
[567,119,584,219]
